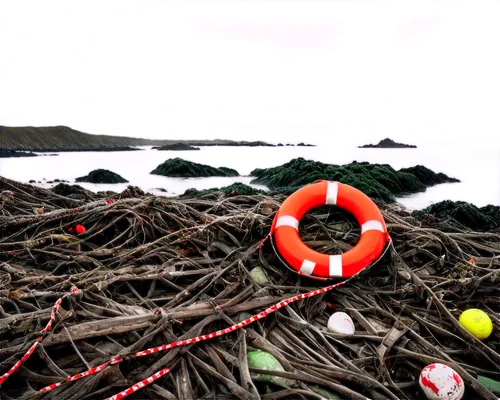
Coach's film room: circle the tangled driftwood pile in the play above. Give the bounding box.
[0,177,499,399]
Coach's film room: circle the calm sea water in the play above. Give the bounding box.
[1,144,499,210]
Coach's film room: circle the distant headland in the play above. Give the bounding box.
[0,126,315,155]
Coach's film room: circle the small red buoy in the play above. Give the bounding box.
[68,224,86,235]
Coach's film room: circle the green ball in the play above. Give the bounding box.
[247,350,293,387]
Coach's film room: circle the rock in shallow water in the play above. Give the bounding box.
[151,158,239,177]
[413,200,499,231]
[359,138,416,148]
[181,182,265,198]
[75,169,128,184]
[156,142,200,151]
[52,183,94,199]
[250,158,458,203]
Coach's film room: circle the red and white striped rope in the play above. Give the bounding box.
[0,234,263,390]
[38,278,350,397]
[109,237,395,400]
[4,233,370,400]
[104,367,170,400]
[0,286,81,385]
[38,236,274,394]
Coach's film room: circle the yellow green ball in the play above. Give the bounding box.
[459,309,493,340]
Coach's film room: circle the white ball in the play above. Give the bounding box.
[419,363,464,400]
[327,312,355,335]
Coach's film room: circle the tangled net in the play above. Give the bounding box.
[0,177,499,400]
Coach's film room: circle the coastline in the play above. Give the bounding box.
[0,125,315,152]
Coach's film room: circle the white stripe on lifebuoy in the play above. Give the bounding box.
[275,216,299,230]
[361,220,385,234]
[325,181,339,205]
[329,255,342,276]
[300,259,316,275]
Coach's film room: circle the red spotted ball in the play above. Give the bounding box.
[419,363,464,400]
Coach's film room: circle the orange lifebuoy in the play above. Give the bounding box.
[271,181,390,279]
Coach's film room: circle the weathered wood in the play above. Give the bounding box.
[0,176,498,400]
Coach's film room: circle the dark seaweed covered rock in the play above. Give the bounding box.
[151,158,239,177]
[399,165,460,186]
[413,201,499,231]
[118,186,146,199]
[181,182,265,198]
[75,169,128,184]
[97,190,118,197]
[157,143,200,151]
[250,158,458,203]
[52,183,95,199]
[218,167,239,176]
[480,204,500,223]
[359,138,416,148]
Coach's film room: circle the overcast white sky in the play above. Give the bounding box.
[0,0,499,111]
[0,0,499,140]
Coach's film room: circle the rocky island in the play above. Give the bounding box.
[272,142,315,147]
[0,149,38,158]
[153,141,280,148]
[156,143,200,151]
[75,169,129,184]
[151,158,239,177]
[359,138,417,148]
[186,140,275,147]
